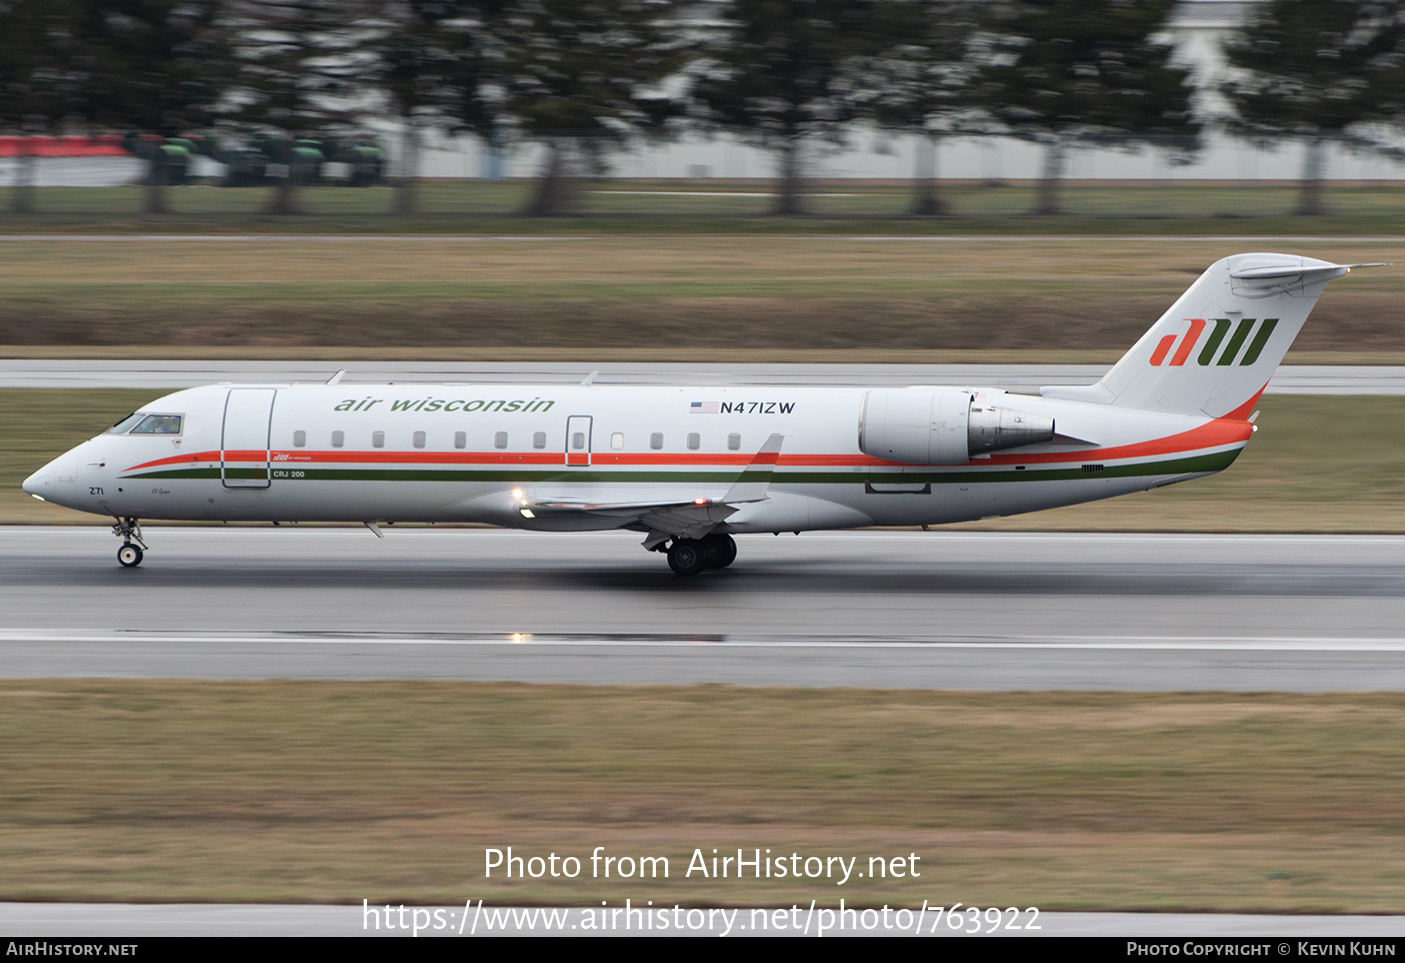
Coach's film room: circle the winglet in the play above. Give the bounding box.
[722,433,784,504]
[327,369,347,385]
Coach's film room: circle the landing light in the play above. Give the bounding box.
[30,494,45,502]
[519,508,535,519]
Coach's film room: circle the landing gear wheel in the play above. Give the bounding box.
[667,539,705,577]
[701,533,737,569]
[111,516,148,567]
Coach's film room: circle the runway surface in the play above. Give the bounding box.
[3,528,1403,690]
[3,360,1403,393]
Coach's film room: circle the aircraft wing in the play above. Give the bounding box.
[522,433,784,544]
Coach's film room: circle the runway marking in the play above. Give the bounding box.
[6,630,1405,652]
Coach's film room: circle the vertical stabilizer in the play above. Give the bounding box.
[1041,254,1370,419]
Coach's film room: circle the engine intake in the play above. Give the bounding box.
[859,389,1055,465]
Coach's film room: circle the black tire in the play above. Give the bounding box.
[117,544,143,568]
[701,533,737,569]
[667,539,705,577]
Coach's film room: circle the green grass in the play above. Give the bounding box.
[5,178,1405,234]
[2,681,1404,909]
[4,390,1403,531]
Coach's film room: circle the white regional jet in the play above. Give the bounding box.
[23,253,1374,575]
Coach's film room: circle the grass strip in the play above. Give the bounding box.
[7,179,1405,235]
[1,680,1403,911]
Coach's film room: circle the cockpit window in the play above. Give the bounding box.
[128,414,183,435]
[105,413,144,434]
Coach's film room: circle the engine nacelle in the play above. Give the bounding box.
[859,388,1055,465]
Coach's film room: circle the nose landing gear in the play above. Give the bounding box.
[112,516,148,568]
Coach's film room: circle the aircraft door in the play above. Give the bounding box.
[222,388,275,489]
[565,415,593,466]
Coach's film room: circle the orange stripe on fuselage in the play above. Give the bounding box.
[1220,383,1269,422]
[985,417,1252,466]
[121,418,1253,477]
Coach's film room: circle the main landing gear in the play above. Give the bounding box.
[666,533,737,577]
[112,516,148,568]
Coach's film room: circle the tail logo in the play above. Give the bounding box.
[1149,318,1280,367]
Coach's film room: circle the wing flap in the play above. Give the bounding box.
[520,433,785,541]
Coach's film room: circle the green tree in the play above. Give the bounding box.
[222,0,368,215]
[694,0,908,215]
[363,1,505,215]
[68,0,233,214]
[492,0,687,217]
[975,0,1200,215]
[862,0,982,215]
[1225,0,1405,216]
[0,0,78,213]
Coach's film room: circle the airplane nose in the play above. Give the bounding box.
[24,449,77,500]
[22,463,50,498]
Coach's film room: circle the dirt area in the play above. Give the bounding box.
[4,292,1403,352]
[4,238,1401,351]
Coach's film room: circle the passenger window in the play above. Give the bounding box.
[572,432,586,450]
[687,432,700,450]
[610,432,624,450]
[331,430,344,449]
[495,431,508,449]
[293,430,306,448]
[650,432,663,450]
[129,414,183,435]
[372,430,385,449]
[533,431,546,450]
[454,431,467,450]
[728,432,741,451]
[413,430,426,449]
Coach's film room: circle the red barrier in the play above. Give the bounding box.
[0,135,129,157]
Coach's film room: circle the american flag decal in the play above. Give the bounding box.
[690,401,720,414]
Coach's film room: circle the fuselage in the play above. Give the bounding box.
[24,381,1252,533]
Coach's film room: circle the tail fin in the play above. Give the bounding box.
[1041,254,1378,419]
